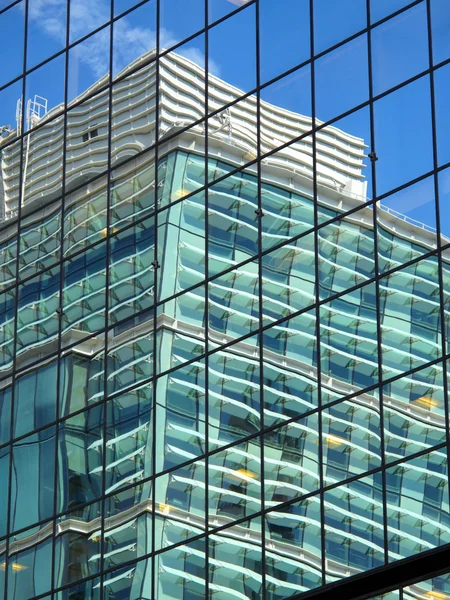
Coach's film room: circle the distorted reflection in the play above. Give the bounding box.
[0,2,448,599]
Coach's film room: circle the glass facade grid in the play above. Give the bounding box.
[0,1,449,599]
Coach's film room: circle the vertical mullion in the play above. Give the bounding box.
[151,0,160,597]
[255,0,267,598]
[3,1,29,598]
[309,0,326,588]
[366,0,390,568]
[98,2,114,598]
[204,0,210,598]
[50,0,71,596]
[426,0,450,533]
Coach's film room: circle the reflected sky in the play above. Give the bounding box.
[0,0,448,236]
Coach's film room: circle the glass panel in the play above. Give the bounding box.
[264,414,320,507]
[157,538,206,598]
[62,242,107,338]
[208,338,260,445]
[404,572,450,600]
[0,447,10,538]
[7,539,52,600]
[318,213,375,300]
[260,0,309,85]
[209,438,261,522]
[371,3,428,96]
[159,34,206,140]
[384,362,446,464]
[386,449,450,560]
[157,359,205,473]
[322,393,381,485]
[57,405,104,517]
[105,385,153,502]
[107,315,154,396]
[262,232,316,322]
[324,473,384,582]
[11,426,56,533]
[314,0,366,55]
[13,360,57,440]
[112,2,156,79]
[157,190,206,303]
[380,256,441,379]
[370,0,415,23]
[377,176,438,274]
[108,216,155,327]
[374,75,433,196]
[54,530,100,587]
[208,3,256,107]
[315,34,369,124]
[69,0,109,45]
[208,94,257,186]
[320,283,379,395]
[431,0,450,65]
[260,65,312,154]
[68,28,110,103]
[210,518,263,599]
[208,259,259,345]
[260,144,315,252]
[0,3,24,89]
[59,336,106,417]
[265,496,322,594]
[434,64,450,168]
[160,0,205,49]
[208,170,259,278]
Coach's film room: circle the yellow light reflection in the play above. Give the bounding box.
[159,503,171,515]
[170,188,190,200]
[11,563,28,572]
[0,562,28,572]
[426,592,450,600]
[324,434,346,448]
[99,226,119,238]
[234,468,258,479]
[412,396,440,409]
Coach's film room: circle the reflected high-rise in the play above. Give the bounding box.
[0,1,449,600]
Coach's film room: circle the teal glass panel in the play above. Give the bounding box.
[380,256,441,380]
[324,473,384,582]
[262,232,315,323]
[157,190,206,303]
[322,394,381,485]
[386,449,450,561]
[208,339,260,445]
[57,405,104,517]
[209,259,259,345]
[7,538,52,600]
[209,437,261,522]
[105,384,153,499]
[320,283,378,394]
[54,530,100,587]
[210,518,263,599]
[319,216,375,299]
[264,414,320,508]
[109,216,155,326]
[13,360,57,439]
[19,200,61,281]
[11,426,56,533]
[158,360,205,473]
[383,362,446,464]
[265,496,322,595]
[63,185,108,258]
[59,342,105,418]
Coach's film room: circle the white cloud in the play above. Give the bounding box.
[26,0,216,81]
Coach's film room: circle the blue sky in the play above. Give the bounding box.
[0,0,448,237]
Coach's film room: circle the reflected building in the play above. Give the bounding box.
[0,49,449,600]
